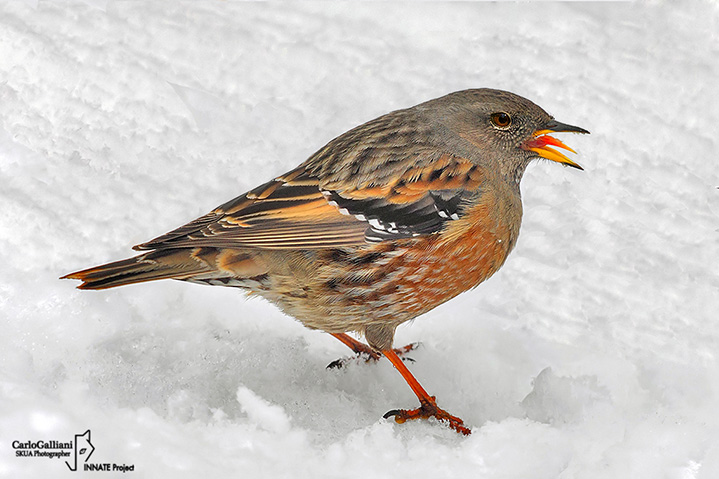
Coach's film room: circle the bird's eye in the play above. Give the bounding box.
[490,112,512,129]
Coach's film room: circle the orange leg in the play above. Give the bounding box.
[328,333,417,369]
[382,348,471,435]
[331,333,382,360]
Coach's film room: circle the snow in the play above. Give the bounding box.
[1,1,718,478]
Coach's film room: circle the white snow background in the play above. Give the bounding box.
[1,1,718,478]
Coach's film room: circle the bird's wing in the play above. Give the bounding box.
[134,155,483,251]
[134,167,365,250]
[320,153,484,242]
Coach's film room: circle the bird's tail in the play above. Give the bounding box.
[61,248,214,290]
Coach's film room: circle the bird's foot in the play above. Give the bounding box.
[383,396,471,435]
[326,342,419,369]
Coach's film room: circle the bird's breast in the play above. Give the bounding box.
[386,186,522,316]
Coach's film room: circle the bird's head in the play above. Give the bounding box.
[422,89,589,183]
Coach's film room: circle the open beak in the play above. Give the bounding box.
[522,119,589,170]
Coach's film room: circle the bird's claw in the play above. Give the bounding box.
[394,342,420,356]
[326,342,420,369]
[383,396,471,435]
[326,351,377,369]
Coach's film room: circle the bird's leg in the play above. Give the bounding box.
[326,333,418,369]
[331,332,381,360]
[381,348,471,435]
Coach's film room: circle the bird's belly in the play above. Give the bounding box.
[275,196,520,332]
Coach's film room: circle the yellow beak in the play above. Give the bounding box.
[522,119,589,170]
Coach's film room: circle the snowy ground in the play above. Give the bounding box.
[1,1,718,478]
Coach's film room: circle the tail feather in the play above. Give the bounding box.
[61,249,211,290]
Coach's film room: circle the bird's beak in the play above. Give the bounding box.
[522,119,590,170]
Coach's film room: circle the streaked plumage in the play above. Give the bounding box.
[64,89,588,434]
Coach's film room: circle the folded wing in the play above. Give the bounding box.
[134,155,483,251]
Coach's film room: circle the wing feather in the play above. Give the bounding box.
[134,168,368,250]
[134,131,484,251]
[321,154,484,242]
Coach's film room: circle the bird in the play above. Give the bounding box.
[63,88,588,435]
